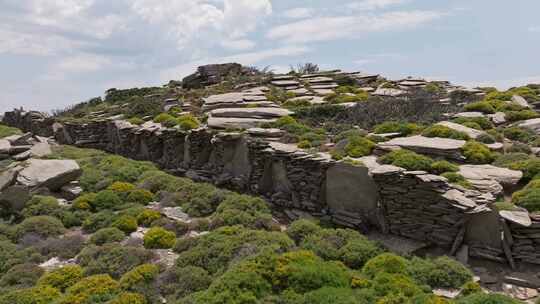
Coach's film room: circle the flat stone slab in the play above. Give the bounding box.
[310,84,339,89]
[443,189,477,209]
[500,210,532,227]
[29,142,52,157]
[379,135,466,160]
[271,80,299,87]
[16,159,82,190]
[459,165,522,187]
[519,118,540,133]
[305,76,334,84]
[247,128,284,138]
[209,107,293,119]
[207,116,275,129]
[436,121,486,139]
[454,112,485,118]
[312,89,335,96]
[203,92,245,105]
[373,88,407,97]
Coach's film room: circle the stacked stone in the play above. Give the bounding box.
[62,122,109,148]
[158,128,187,170]
[0,132,52,161]
[373,169,478,247]
[509,221,540,265]
[300,74,339,96]
[3,109,54,137]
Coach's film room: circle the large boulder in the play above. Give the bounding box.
[16,159,82,190]
[378,135,466,160]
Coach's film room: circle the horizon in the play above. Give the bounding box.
[1,0,540,112]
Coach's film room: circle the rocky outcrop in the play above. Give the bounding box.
[16,159,82,190]
[182,63,243,89]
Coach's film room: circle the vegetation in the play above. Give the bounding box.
[380,149,434,171]
[422,125,470,140]
[462,141,495,164]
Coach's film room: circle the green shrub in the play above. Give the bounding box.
[0,263,44,288]
[21,196,62,218]
[177,114,200,131]
[154,113,175,124]
[127,117,145,125]
[343,136,375,158]
[477,133,496,144]
[211,194,273,230]
[462,141,495,164]
[287,219,322,244]
[509,158,540,180]
[493,152,530,167]
[441,173,473,188]
[512,187,540,212]
[93,190,123,210]
[90,227,126,245]
[462,121,482,130]
[15,216,66,240]
[408,256,472,289]
[143,227,176,249]
[464,101,495,114]
[109,292,147,304]
[362,253,409,279]
[371,273,423,299]
[456,293,521,304]
[430,161,459,175]
[453,117,493,130]
[38,265,83,291]
[150,218,189,236]
[82,210,117,233]
[379,150,434,171]
[422,125,470,140]
[78,244,153,279]
[460,281,482,297]
[137,209,162,227]
[109,182,136,193]
[119,263,159,290]
[60,274,120,304]
[159,266,212,299]
[297,140,312,149]
[505,110,539,122]
[508,142,532,154]
[72,193,97,210]
[112,215,138,234]
[374,122,423,136]
[127,189,154,205]
[503,126,535,143]
[0,286,60,304]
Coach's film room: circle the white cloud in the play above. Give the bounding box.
[529,26,540,33]
[221,39,256,50]
[347,0,407,11]
[57,54,112,72]
[267,10,443,43]
[0,27,83,56]
[283,7,314,19]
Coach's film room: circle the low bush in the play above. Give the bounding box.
[462,141,495,164]
[143,227,176,249]
[59,274,120,304]
[72,193,97,210]
[211,194,273,230]
[93,190,123,210]
[127,189,154,205]
[508,142,532,154]
[477,133,496,144]
[119,263,159,290]
[90,227,126,245]
[379,149,434,171]
[456,293,521,304]
[154,113,175,124]
[137,209,162,227]
[151,218,189,236]
[109,182,136,194]
[464,101,495,113]
[408,256,472,289]
[21,196,62,218]
[0,286,60,304]
[82,210,117,233]
[287,219,322,244]
[505,110,539,122]
[0,263,44,288]
[422,125,470,140]
[343,136,376,158]
[158,266,212,300]
[15,216,66,240]
[177,114,200,131]
[35,235,85,260]
[109,292,147,304]
[430,161,459,175]
[460,281,482,297]
[503,126,535,143]
[112,215,138,234]
[127,117,145,125]
[508,157,540,180]
[362,253,409,279]
[493,152,530,167]
[373,121,423,136]
[38,265,83,291]
[78,244,153,279]
[453,117,493,130]
[442,173,473,189]
[0,124,22,138]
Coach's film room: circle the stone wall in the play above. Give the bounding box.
[4,109,523,266]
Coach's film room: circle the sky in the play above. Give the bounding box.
[1,0,540,112]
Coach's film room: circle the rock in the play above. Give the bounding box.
[207,116,275,129]
[443,189,477,209]
[61,182,84,200]
[162,207,191,223]
[502,283,538,301]
[499,210,532,227]
[373,88,407,97]
[0,139,11,154]
[182,63,243,89]
[488,112,506,125]
[151,249,179,268]
[454,112,485,118]
[378,136,466,160]
[519,118,540,133]
[29,142,52,157]
[271,80,300,87]
[39,257,75,271]
[209,107,293,119]
[0,167,20,191]
[5,132,33,145]
[511,95,531,108]
[313,89,335,96]
[433,289,461,299]
[436,121,486,139]
[12,150,31,161]
[247,128,284,138]
[504,273,540,289]
[459,165,522,188]
[16,159,82,190]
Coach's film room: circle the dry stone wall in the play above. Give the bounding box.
[6,109,537,267]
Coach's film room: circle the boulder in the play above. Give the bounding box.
[207,116,275,129]
[459,165,522,187]
[519,118,540,133]
[0,139,11,154]
[209,107,292,119]
[511,95,531,108]
[436,121,486,139]
[29,142,52,157]
[16,159,82,190]
[488,112,506,125]
[61,182,84,200]
[499,210,532,227]
[378,136,466,160]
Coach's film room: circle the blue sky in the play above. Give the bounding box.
[1,0,540,112]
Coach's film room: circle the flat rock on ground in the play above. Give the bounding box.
[436,121,486,139]
[207,116,275,129]
[459,165,522,187]
[379,135,466,160]
[16,159,82,190]
[209,107,292,119]
[519,118,540,133]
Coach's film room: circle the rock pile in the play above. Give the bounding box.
[182,63,243,89]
